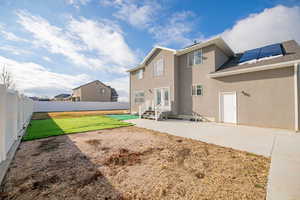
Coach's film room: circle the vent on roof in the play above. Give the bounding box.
[239,43,283,64]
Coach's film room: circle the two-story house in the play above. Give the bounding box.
[72,80,118,102]
[128,37,300,131]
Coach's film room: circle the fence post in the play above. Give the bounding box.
[0,85,7,162]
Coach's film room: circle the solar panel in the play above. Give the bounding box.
[239,48,261,63]
[258,43,282,59]
[239,43,283,64]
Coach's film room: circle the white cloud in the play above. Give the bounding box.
[42,56,52,62]
[101,0,159,28]
[0,45,32,55]
[68,17,137,70]
[0,24,28,42]
[101,1,197,47]
[105,76,129,102]
[149,11,195,46]
[221,5,300,52]
[66,0,90,8]
[16,10,137,73]
[0,56,91,97]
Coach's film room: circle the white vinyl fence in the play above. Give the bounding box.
[34,101,129,112]
[0,84,34,163]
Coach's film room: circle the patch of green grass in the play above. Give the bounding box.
[23,115,133,141]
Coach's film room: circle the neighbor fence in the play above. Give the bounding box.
[0,84,34,163]
[34,101,129,112]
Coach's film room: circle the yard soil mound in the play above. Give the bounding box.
[32,109,129,120]
[1,126,270,200]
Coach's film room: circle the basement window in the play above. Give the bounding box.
[191,85,203,96]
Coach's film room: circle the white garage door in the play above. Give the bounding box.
[220,92,237,123]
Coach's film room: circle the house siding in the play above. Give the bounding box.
[177,45,295,129]
[129,43,297,130]
[178,45,219,119]
[215,67,295,130]
[130,49,177,114]
[73,81,113,102]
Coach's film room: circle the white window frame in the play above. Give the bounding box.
[187,49,203,67]
[191,84,203,96]
[153,58,164,77]
[134,90,145,104]
[137,69,143,80]
[154,87,171,110]
[101,88,105,94]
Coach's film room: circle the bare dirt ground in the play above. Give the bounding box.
[32,110,129,120]
[0,126,270,200]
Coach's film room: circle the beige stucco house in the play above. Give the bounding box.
[128,37,300,131]
[72,80,118,102]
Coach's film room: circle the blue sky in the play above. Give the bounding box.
[0,0,299,101]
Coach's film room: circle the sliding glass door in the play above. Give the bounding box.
[154,87,170,110]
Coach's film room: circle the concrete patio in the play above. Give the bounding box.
[127,119,300,200]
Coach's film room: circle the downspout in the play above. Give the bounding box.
[294,63,299,131]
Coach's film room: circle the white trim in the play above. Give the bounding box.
[209,60,300,78]
[294,63,299,131]
[154,46,177,53]
[176,36,234,57]
[219,91,237,124]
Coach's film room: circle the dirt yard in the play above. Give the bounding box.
[1,126,270,200]
[32,110,129,120]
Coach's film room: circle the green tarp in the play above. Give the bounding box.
[105,114,139,121]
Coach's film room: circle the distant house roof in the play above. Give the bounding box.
[54,93,71,98]
[72,80,107,90]
[29,97,39,101]
[209,40,300,78]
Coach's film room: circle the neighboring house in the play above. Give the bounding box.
[128,37,300,131]
[72,80,118,102]
[53,93,71,101]
[29,96,39,101]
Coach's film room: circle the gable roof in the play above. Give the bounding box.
[176,36,234,56]
[72,80,108,90]
[209,40,300,78]
[127,46,176,72]
[127,37,234,72]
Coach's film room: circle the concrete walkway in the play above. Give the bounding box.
[126,119,300,200]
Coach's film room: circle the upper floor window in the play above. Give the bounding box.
[137,69,143,79]
[187,49,203,67]
[101,88,105,93]
[153,58,164,76]
[191,85,203,96]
